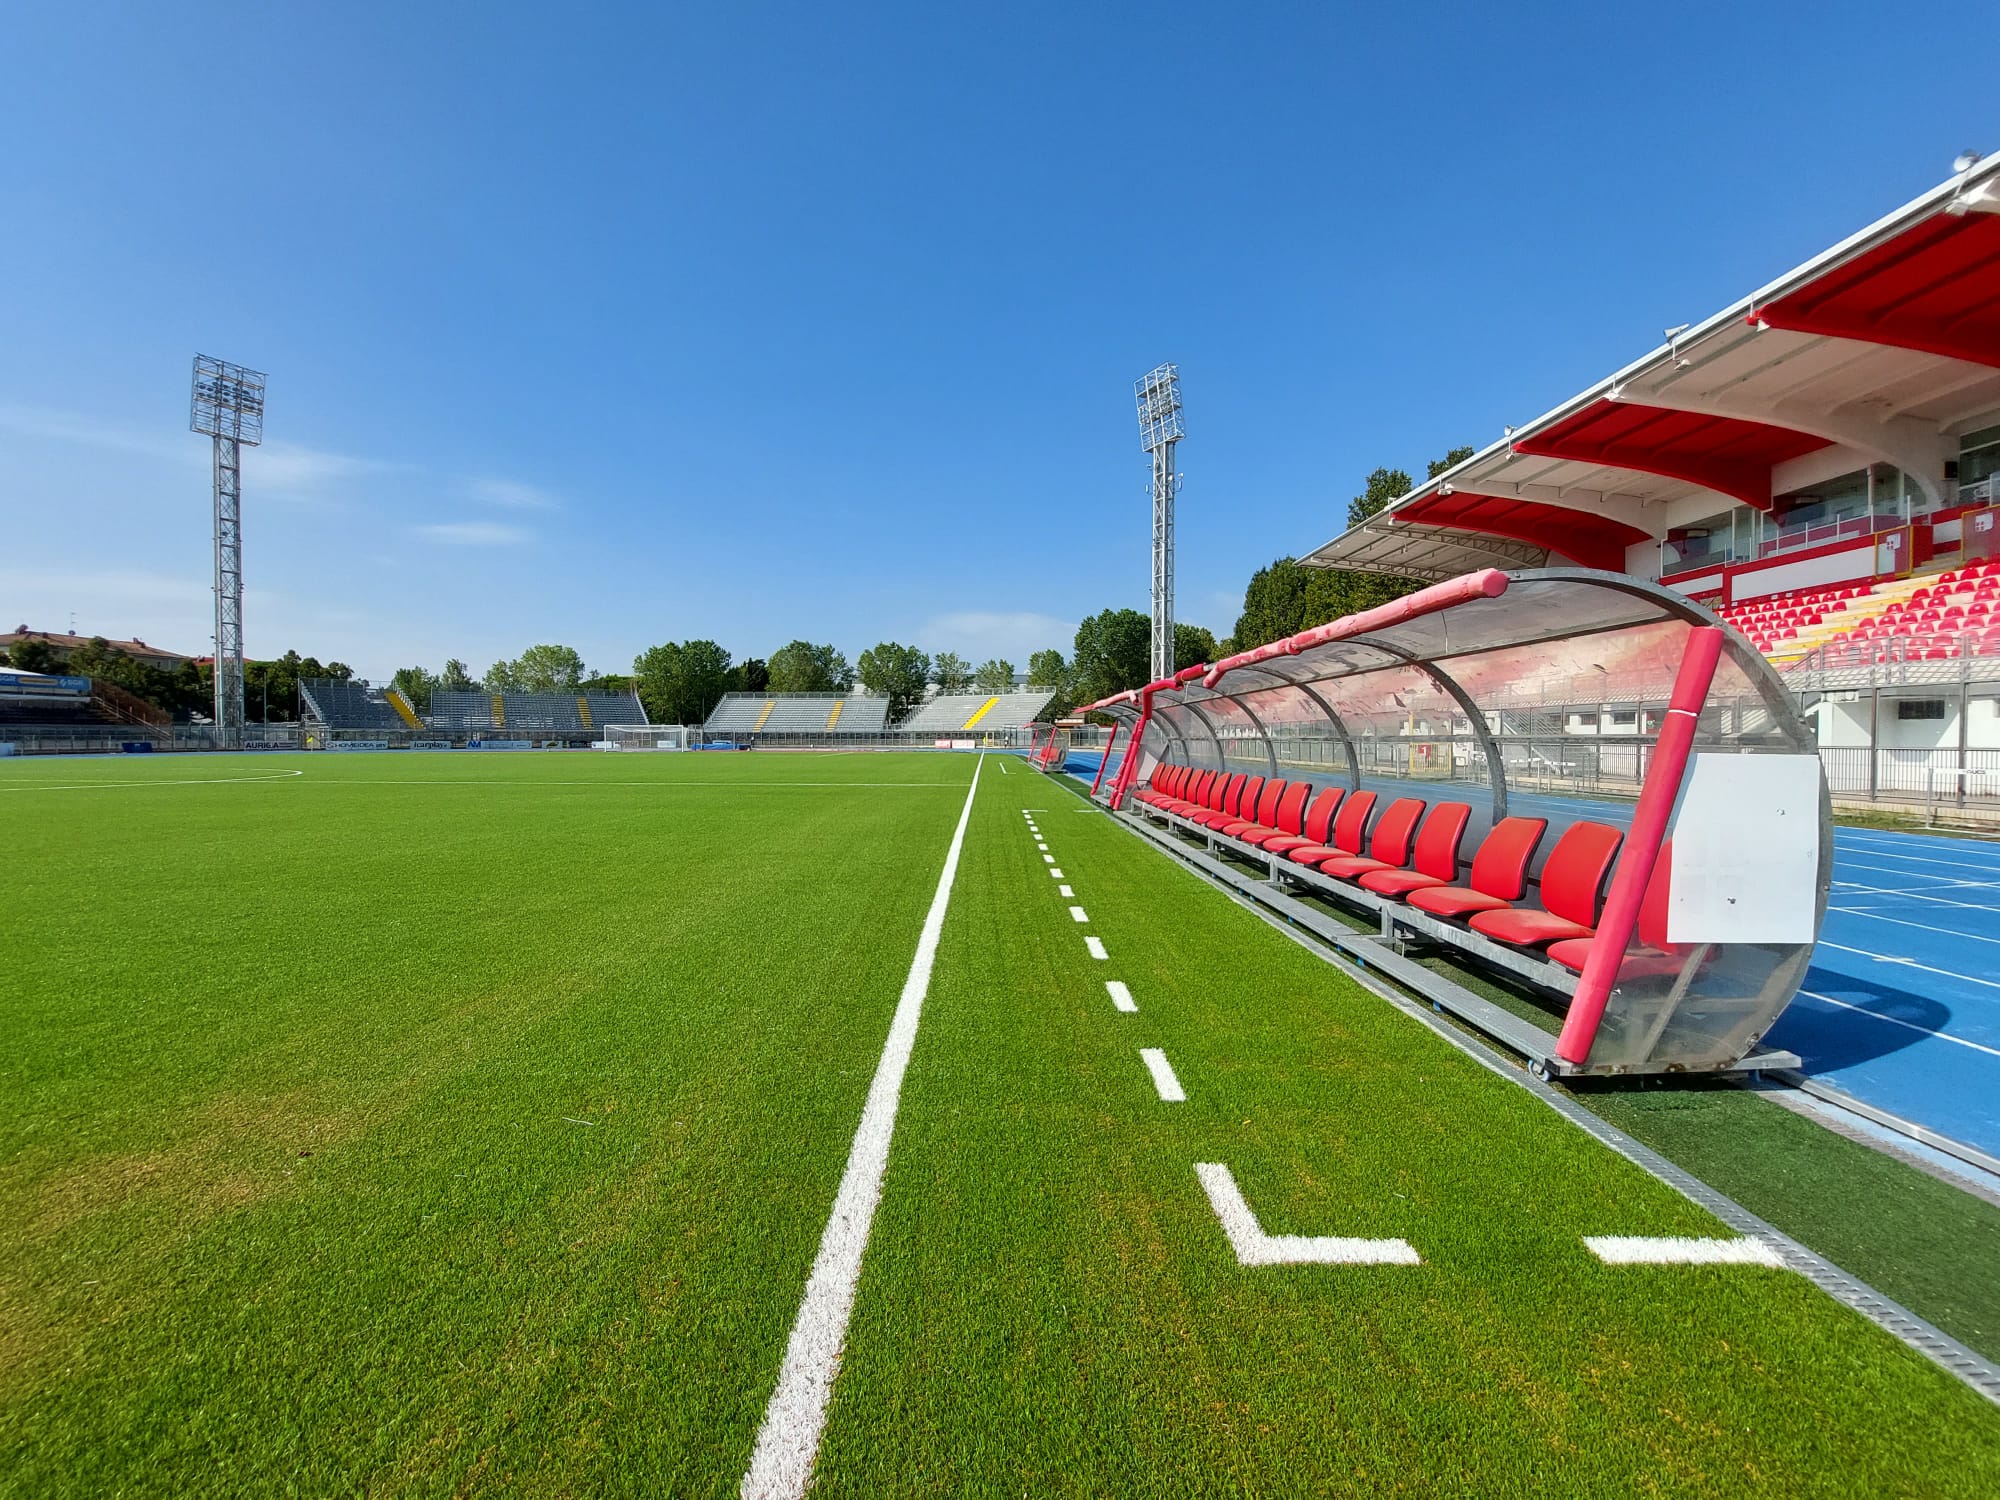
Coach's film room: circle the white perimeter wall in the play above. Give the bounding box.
[1815,695,2000,750]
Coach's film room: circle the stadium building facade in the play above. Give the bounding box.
[1309,153,2000,764]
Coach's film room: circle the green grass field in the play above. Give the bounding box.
[4,749,1998,1496]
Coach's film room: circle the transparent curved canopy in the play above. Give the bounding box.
[1094,569,1830,1075]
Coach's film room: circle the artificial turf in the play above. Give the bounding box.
[3,750,1997,1496]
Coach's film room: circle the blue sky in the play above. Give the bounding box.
[0,3,1989,682]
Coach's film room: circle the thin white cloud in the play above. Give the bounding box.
[914,610,1076,663]
[0,402,196,464]
[253,441,401,498]
[461,476,558,511]
[413,522,531,547]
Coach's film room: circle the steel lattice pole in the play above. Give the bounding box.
[212,434,245,748]
[1151,443,1177,681]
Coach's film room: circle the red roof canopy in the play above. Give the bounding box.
[1510,399,1827,511]
[1752,210,2000,370]
[1397,491,1649,571]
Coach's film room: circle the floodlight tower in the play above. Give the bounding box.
[1135,362,1184,681]
[190,355,267,750]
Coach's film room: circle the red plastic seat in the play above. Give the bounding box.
[1359,803,1472,897]
[1469,822,1624,948]
[1548,840,1682,978]
[1265,786,1344,855]
[1405,816,1548,918]
[1220,777,1280,837]
[1317,796,1426,879]
[1241,780,1312,848]
[1194,773,1252,828]
[1264,785,1342,854]
[1287,789,1376,865]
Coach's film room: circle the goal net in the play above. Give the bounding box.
[598,724,688,751]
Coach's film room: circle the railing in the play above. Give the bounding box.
[87,678,171,730]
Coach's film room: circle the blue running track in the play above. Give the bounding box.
[1768,826,2000,1161]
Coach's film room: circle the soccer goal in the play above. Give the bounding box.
[597,725,689,751]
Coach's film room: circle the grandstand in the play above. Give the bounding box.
[899,689,1054,734]
[0,668,169,748]
[703,692,891,736]
[300,679,410,734]
[426,689,645,737]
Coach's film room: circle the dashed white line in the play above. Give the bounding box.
[1058,884,1074,897]
[1085,936,1108,960]
[1068,905,1089,923]
[1584,1236,1786,1267]
[1140,1048,1185,1101]
[1047,868,1064,879]
[739,756,984,1500]
[1106,981,1137,1012]
[1042,855,1055,864]
[1195,1164,1420,1267]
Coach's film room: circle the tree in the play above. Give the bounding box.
[932,651,973,694]
[735,658,770,694]
[768,640,850,693]
[1346,466,1415,529]
[1428,445,1475,480]
[972,658,1015,695]
[1173,623,1218,668]
[390,665,438,713]
[857,641,932,723]
[1028,648,1075,718]
[485,657,522,692]
[1071,608,1150,705]
[5,639,59,673]
[510,644,587,694]
[1232,558,1314,649]
[440,659,479,693]
[633,639,733,725]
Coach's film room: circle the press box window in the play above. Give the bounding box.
[1897,699,1946,721]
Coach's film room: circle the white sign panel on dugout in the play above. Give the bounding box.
[1667,752,1822,945]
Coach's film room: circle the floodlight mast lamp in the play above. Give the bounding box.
[1135,362,1184,682]
[190,355,267,751]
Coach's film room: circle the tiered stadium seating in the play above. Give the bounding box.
[425,690,644,733]
[300,679,408,731]
[1715,559,2000,664]
[900,690,1054,733]
[702,693,891,735]
[1132,763,1635,990]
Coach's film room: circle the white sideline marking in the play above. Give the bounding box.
[1585,1236,1786,1267]
[1106,980,1137,1012]
[740,756,984,1500]
[1068,905,1089,923]
[1796,989,2000,1059]
[1085,936,1108,960]
[1195,1164,1419,1267]
[1042,854,1055,863]
[1058,884,1074,897]
[0,769,306,792]
[1048,868,1063,879]
[1140,1048,1185,1101]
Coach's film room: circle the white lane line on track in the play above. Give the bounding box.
[1195,1164,1420,1267]
[1836,861,2000,892]
[1584,1236,1786,1267]
[1831,880,2000,915]
[1068,905,1089,923]
[0,769,306,792]
[1059,885,1074,897]
[1833,844,2000,874]
[1106,981,1137,1013]
[1817,940,2000,993]
[1795,989,2000,1059]
[1140,1048,1186,1101]
[1085,936,1108,960]
[739,755,984,1500]
[1827,905,2000,947]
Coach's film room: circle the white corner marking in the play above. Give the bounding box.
[1194,1164,1419,1267]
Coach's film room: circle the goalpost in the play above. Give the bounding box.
[598,725,689,751]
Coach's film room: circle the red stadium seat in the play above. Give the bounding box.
[1286,789,1376,865]
[1241,781,1313,848]
[1469,822,1624,947]
[1548,840,1681,978]
[1219,776,1275,835]
[1317,796,1426,879]
[1266,786,1344,855]
[1405,816,1548,918]
[1360,803,1473,897]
